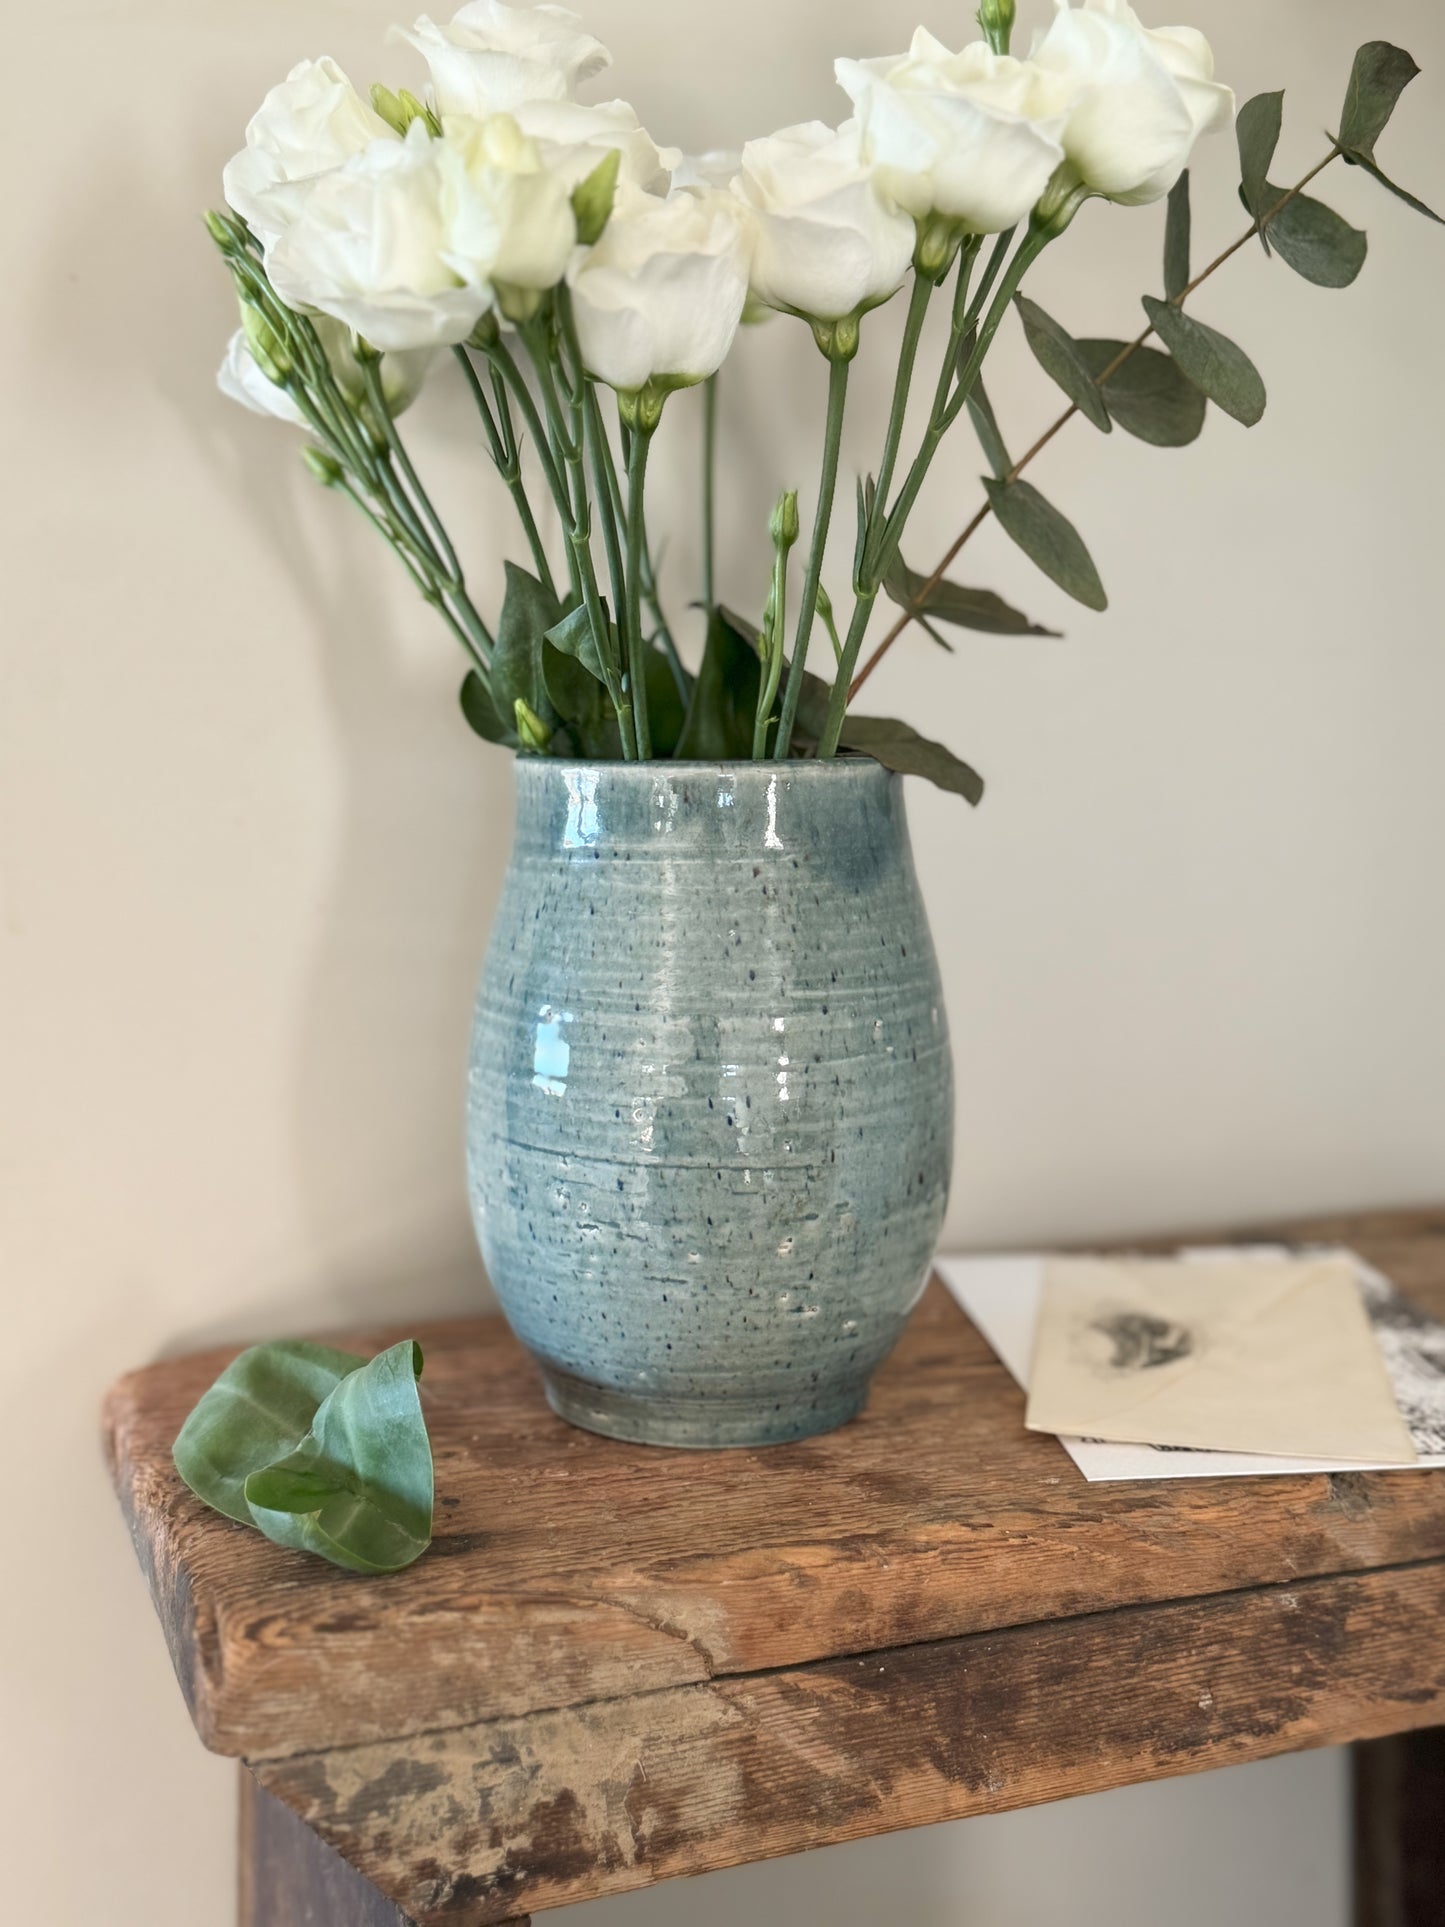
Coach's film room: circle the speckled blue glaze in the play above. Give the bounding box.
[466,759,953,1448]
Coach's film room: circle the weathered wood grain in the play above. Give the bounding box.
[240,1771,421,1926]
[252,1558,1445,1925]
[102,1210,1445,1765]
[102,1209,1445,1762]
[1354,1726,1445,1927]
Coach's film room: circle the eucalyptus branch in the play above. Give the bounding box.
[848,145,1344,700]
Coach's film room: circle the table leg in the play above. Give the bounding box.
[1354,1728,1445,1927]
[238,1768,530,1927]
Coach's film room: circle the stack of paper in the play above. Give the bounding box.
[936,1246,1445,1482]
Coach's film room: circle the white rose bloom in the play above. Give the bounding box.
[439,114,578,310]
[568,181,751,393]
[835,30,1071,233]
[1030,0,1234,205]
[670,149,743,194]
[223,58,392,246]
[511,97,680,195]
[395,0,610,118]
[733,120,914,322]
[265,122,488,351]
[218,320,433,424]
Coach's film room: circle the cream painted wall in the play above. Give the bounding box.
[3,1,1441,1921]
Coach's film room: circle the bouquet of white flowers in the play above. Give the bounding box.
[212,0,1436,797]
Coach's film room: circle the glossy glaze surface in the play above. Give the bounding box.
[466,759,953,1447]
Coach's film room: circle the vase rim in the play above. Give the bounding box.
[513,755,893,780]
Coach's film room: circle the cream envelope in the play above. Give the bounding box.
[1025,1255,1417,1463]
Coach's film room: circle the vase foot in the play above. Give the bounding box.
[539,1367,870,1449]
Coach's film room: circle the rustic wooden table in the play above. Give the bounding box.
[104,1208,1445,1927]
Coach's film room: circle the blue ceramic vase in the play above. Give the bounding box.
[466,759,953,1447]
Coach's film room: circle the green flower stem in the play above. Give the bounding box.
[581,383,628,647]
[452,346,557,600]
[336,476,494,668]
[753,524,791,760]
[482,335,573,556]
[868,272,935,561]
[702,371,719,609]
[816,230,1051,759]
[360,356,463,588]
[623,421,655,759]
[594,395,689,707]
[774,352,850,761]
[521,315,630,744]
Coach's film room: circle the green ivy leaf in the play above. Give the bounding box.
[493,563,566,724]
[1261,190,1368,288]
[1015,296,1111,432]
[1338,42,1420,160]
[459,671,516,746]
[884,556,1060,638]
[673,607,761,760]
[244,1341,433,1575]
[833,716,985,805]
[1077,340,1206,447]
[1140,296,1266,427]
[173,1340,365,1525]
[982,476,1107,612]
[1164,171,1192,300]
[1236,91,1284,225]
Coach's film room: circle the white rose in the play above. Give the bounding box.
[439,114,577,314]
[511,97,680,195]
[265,122,488,351]
[223,58,392,246]
[218,319,433,424]
[733,120,914,322]
[835,31,1071,234]
[395,0,610,118]
[669,149,743,194]
[568,181,751,393]
[1030,0,1234,205]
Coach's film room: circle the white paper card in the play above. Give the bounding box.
[935,1246,1445,1482]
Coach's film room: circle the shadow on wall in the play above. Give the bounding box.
[60,135,515,1353]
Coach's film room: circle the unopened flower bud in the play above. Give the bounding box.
[977,0,1016,56]
[301,446,345,486]
[513,698,552,753]
[770,488,800,551]
[369,84,437,137]
[204,208,246,255]
[571,148,621,248]
[240,301,291,384]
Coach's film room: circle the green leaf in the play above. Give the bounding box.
[1015,295,1111,433]
[1262,190,1368,288]
[571,148,621,247]
[1077,339,1206,447]
[833,716,985,806]
[542,639,619,757]
[883,556,1060,638]
[1236,91,1283,223]
[459,671,516,746]
[981,476,1107,612]
[493,562,566,723]
[1339,42,1420,160]
[173,1340,366,1526]
[1164,171,1192,299]
[1342,150,1443,225]
[965,374,1013,476]
[1140,296,1266,427]
[243,1341,433,1575]
[544,601,609,682]
[644,645,688,758]
[673,607,761,760]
